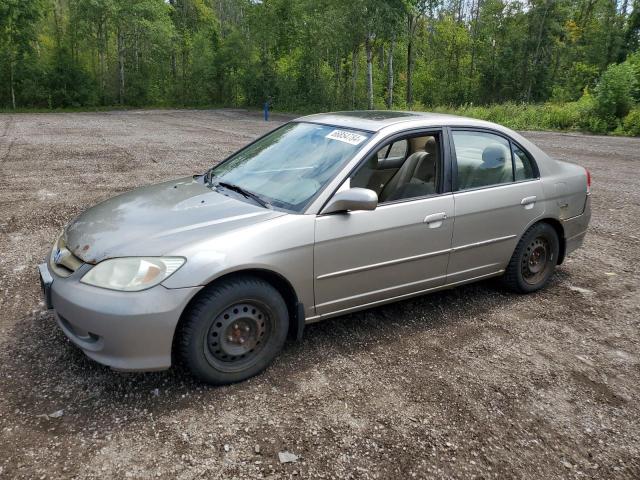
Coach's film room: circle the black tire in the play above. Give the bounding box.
[178,276,289,385]
[502,222,560,293]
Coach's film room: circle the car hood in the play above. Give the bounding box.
[65,177,286,263]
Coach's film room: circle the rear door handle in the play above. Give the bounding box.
[424,212,447,228]
[521,196,537,209]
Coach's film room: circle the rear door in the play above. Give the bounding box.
[447,129,544,283]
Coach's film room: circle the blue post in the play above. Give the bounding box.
[263,101,269,121]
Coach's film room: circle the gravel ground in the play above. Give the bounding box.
[0,109,638,479]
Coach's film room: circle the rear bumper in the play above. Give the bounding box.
[41,262,201,371]
[562,194,591,256]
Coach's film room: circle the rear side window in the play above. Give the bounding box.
[512,144,536,181]
[453,131,513,190]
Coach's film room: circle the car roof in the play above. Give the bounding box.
[295,110,554,177]
[296,110,498,132]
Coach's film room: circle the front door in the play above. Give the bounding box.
[313,131,454,316]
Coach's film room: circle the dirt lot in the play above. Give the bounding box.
[0,109,638,479]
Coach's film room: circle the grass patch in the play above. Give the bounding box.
[428,98,618,135]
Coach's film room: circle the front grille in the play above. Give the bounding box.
[49,233,84,277]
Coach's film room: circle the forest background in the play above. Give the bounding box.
[2,0,640,135]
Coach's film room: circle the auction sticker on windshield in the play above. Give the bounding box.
[326,129,368,145]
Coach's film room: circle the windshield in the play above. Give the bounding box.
[210,122,372,212]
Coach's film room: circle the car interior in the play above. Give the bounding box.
[347,131,536,203]
[456,142,513,190]
[350,134,440,203]
[452,130,536,190]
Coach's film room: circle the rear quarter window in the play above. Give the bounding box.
[512,144,537,181]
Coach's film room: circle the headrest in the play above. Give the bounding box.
[424,137,437,155]
[481,144,508,168]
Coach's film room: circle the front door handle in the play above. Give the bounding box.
[424,212,447,228]
[521,196,537,209]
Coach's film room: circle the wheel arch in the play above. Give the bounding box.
[540,218,566,264]
[523,217,566,264]
[172,268,303,363]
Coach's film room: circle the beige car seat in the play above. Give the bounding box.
[380,137,438,202]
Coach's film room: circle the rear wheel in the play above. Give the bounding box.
[503,222,560,293]
[178,276,289,385]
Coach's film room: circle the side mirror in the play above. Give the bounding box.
[322,188,378,214]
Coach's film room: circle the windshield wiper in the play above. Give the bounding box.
[215,181,271,209]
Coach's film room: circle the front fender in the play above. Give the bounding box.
[161,214,316,316]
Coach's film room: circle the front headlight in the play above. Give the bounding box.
[80,257,185,292]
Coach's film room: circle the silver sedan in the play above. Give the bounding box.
[38,111,591,384]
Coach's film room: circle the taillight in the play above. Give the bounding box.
[585,168,591,194]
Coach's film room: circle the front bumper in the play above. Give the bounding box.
[38,263,54,309]
[39,262,201,371]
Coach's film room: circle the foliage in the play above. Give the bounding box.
[621,107,640,136]
[2,0,640,136]
[594,62,637,126]
[551,62,599,102]
[432,96,608,134]
[0,0,44,108]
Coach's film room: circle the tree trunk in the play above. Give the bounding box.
[10,60,16,110]
[118,28,125,104]
[182,44,188,103]
[134,28,140,73]
[169,0,178,81]
[365,34,374,110]
[99,20,106,104]
[351,47,358,109]
[333,55,341,110]
[52,0,62,48]
[525,1,551,102]
[99,48,105,103]
[406,15,415,109]
[387,34,395,109]
[457,0,464,23]
[469,0,482,78]
[621,0,629,16]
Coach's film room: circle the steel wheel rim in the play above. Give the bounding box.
[204,301,271,372]
[521,236,551,285]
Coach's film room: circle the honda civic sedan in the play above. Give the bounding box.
[38,111,591,384]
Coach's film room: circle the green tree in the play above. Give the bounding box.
[594,61,637,124]
[168,0,218,105]
[0,0,43,108]
[112,0,175,105]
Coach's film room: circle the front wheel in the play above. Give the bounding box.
[178,276,289,385]
[502,222,560,293]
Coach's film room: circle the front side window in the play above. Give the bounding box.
[211,122,372,212]
[349,133,441,203]
[453,131,513,190]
